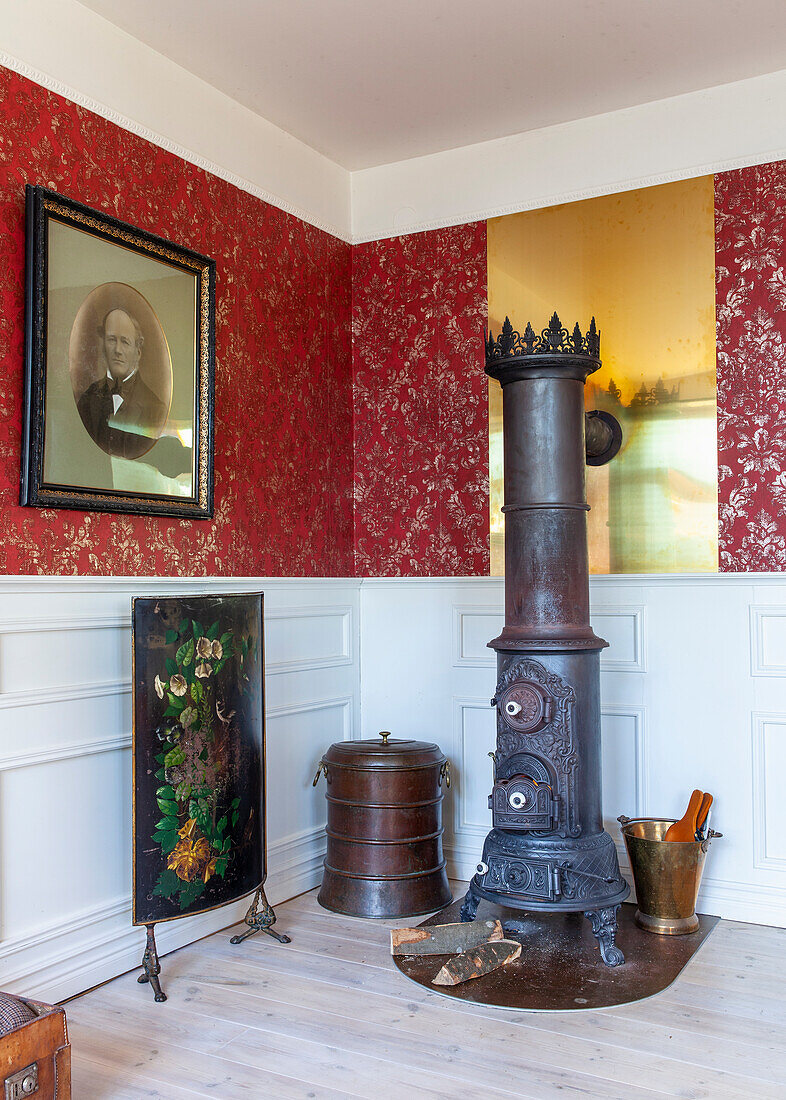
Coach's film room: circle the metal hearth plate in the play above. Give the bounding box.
[392,898,719,1011]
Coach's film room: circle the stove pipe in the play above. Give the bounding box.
[460,313,629,967]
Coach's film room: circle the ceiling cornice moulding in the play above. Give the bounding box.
[0,49,351,242]
[349,150,786,245]
[350,68,786,244]
[6,0,786,248]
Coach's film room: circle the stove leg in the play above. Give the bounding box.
[584,904,625,967]
[459,879,481,922]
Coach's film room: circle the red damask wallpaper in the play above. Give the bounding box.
[716,162,786,570]
[352,224,489,575]
[352,168,786,577]
[0,66,353,575]
[3,61,785,578]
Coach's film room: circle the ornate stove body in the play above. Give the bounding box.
[460,313,629,966]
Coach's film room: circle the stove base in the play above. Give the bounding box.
[467,827,630,910]
[460,827,630,967]
[460,878,626,966]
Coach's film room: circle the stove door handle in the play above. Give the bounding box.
[488,751,497,782]
[550,864,562,899]
[561,861,617,884]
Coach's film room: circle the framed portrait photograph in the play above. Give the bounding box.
[132,593,266,925]
[21,185,215,518]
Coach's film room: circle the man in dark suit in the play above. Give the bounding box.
[77,308,167,460]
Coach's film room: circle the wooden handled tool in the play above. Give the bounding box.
[391,918,502,956]
[664,789,703,841]
[432,940,522,986]
[696,792,713,836]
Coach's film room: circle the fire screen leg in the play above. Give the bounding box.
[138,923,167,1002]
[230,884,291,946]
[584,904,625,967]
[459,879,482,922]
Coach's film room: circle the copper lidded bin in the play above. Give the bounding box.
[313,732,453,918]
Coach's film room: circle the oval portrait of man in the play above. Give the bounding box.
[69,282,173,460]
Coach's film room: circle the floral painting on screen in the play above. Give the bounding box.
[132,593,265,923]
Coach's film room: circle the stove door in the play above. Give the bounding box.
[489,774,558,830]
[479,854,562,902]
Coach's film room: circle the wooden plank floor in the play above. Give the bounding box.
[66,885,786,1099]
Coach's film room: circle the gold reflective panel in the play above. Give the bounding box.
[488,177,718,575]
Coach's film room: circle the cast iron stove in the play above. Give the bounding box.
[459,313,629,966]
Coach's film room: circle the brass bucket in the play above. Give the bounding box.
[618,816,721,935]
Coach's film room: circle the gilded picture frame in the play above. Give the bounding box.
[21,185,215,518]
[132,593,266,926]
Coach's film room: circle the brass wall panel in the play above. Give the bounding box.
[488,178,718,574]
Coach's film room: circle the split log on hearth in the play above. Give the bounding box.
[432,939,522,986]
[390,919,503,956]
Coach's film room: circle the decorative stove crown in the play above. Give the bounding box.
[485,311,600,364]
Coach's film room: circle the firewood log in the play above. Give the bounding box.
[432,939,522,986]
[390,919,503,956]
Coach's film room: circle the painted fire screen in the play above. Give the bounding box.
[133,593,265,924]
[488,177,718,574]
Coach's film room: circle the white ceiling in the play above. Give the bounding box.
[78,0,786,171]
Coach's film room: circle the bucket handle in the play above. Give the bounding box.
[439,760,451,789]
[701,828,723,852]
[618,813,723,849]
[312,760,328,787]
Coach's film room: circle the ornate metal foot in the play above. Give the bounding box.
[584,905,625,967]
[230,884,291,946]
[138,923,167,1002]
[459,879,481,922]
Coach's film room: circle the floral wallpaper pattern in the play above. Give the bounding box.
[716,162,786,571]
[2,60,785,577]
[0,65,353,576]
[352,224,489,575]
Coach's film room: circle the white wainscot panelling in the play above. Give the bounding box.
[600,705,647,878]
[750,607,786,676]
[453,606,500,667]
[0,614,130,694]
[452,603,645,673]
[266,605,353,674]
[265,696,353,846]
[360,575,786,928]
[0,612,131,753]
[752,714,786,872]
[601,706,647,826]
[0,748,131,941]
[5,573,786,999]
[594,608,646,672]
[0,577,361,1001]
[453,698,495,839]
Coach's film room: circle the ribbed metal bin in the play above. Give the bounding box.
[313,732,452,918]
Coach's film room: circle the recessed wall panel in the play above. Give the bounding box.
[0,624,128,694]
[266,609,350,673]
[601,709,642,834]
[0,749,131,941]
[266,701,350,844]
[458,701,496,833]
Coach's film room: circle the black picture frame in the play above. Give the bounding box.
[21,185,215,518]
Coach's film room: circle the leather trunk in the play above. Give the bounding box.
[0,996,70,1100]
